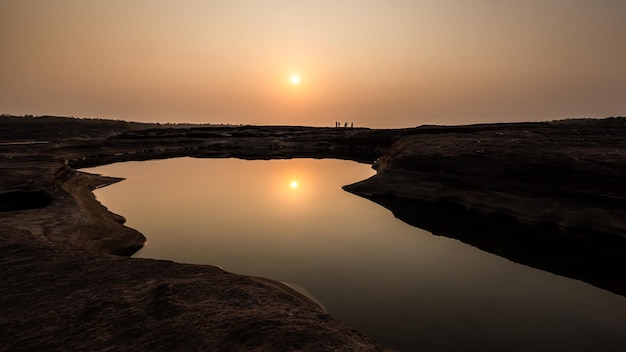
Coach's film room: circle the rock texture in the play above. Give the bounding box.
[1,117,387,351]
[344,120,626,296]
[1,115,626,350]
[0,228,381,351]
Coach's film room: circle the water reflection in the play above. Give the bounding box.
[83,158,626,352]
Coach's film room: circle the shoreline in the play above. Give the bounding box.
[1,161,385,351]
[1,115,625,350]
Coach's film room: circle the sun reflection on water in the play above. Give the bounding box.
[84,158,626,352]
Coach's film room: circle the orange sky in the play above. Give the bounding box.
[1,0,625,128]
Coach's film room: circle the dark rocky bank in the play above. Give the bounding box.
[1,115,625,350]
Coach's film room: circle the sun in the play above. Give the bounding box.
[290,74,300,85]
[290,180,299,189]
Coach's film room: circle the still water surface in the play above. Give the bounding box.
[83,157,626,351]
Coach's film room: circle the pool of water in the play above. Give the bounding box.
[83,157,626,351]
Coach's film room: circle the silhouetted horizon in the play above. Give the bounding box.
[1,1,625,128]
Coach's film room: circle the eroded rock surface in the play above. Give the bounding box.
[0,228,381,351]
[344,120,626,296]
[1,117,386,351]
[1,115,626,349]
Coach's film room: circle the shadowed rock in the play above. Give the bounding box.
[1,114,625,350]
[0,191,52,212]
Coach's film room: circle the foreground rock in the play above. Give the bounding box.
[1,115,626,349]
[0,162,145,255]
[0,228,381,351]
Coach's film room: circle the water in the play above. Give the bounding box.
[83,157,626,351]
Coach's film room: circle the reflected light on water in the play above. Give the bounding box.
[82,157,626,352]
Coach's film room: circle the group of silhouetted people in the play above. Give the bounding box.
[335,121,353,128]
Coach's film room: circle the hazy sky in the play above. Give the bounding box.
[1,0,625,127]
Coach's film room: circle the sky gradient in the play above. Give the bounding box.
[1,0,625,128]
